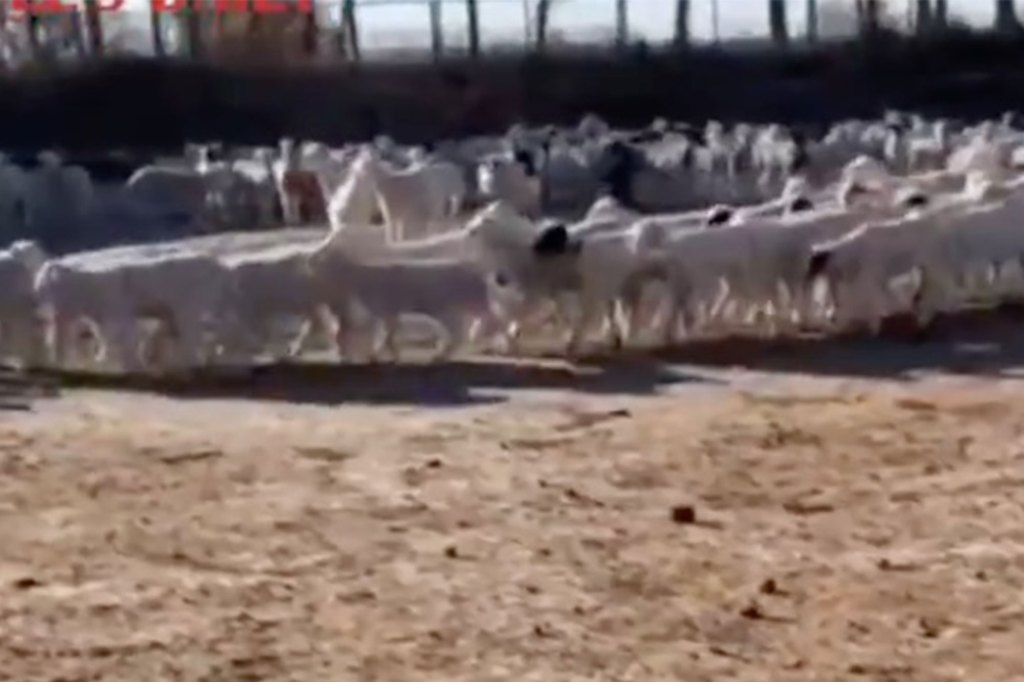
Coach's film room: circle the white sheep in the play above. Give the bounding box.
[354,147,466,241]
[477,152,542,218]
[214,243,332,363]
[0,240,48,367]
[34,250,232,373]
[305,234,515,362]
[804,187,1013,333]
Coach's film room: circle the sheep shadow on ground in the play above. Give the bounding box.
[0,364,60,412]
[631,303,1024,381]
[26,303,1024,408]
[31,356,708,407]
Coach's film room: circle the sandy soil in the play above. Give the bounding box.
[2,331,1024,682]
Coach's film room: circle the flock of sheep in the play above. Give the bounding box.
[2,109,1024,376]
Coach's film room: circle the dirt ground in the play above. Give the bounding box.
[2,336,1024,682]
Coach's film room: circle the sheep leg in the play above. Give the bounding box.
[432,315,464,362]
[564,300,595,358]
[4,317,44,370]
[602,299,624,350]
[288,318,316,359]
[501,320,523,355]
[613,297,637,348]
[660,300,683,347]
[479,312,516,354]
[369,316,400,363]
[100,315,143,374]
[47,313,76,369]
[173,310,209,370]
[288,307,335,360]
[660,295,697,347]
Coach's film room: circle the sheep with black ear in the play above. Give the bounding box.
[596,139,644,211]
[486,212,669,355]
[802,186,1000,334]
[704,205,734,227]
[532,222,582,257]
[787,195,815,213]
[895,188,930,209]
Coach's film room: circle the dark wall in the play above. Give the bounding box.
[5,30,1024,154]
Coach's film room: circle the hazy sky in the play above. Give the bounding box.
[350,0,1005,49]
[93,0,1008,53]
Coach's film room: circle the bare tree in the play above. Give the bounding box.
[933,0,947,29]
[995,0,1020,33]
[674,0,689,48]
[83,0,102,56]
[340,0,359,62]
[69,9,87,58]
[914,0,931,33]
[855,0,881,36]
[429,0,443,59]
[818,0,859,38]
[184,0,203,59]
[301,1,317,57]
[466,0,480,59]
[151,4,166,57]
[535,0,550,52]
[25,12,41,60]
[768,0,789,46]
[614,0,627,50]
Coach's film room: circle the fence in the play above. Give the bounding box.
[0,0,1019,68]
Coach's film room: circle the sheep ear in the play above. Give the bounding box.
[705,207,733,226]
[532,223,569,255]
[806,248,832,282]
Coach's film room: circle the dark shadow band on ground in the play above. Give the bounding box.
[21,303,1024,408]
[29,356,708,407]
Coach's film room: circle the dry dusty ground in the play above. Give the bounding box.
[3,318,1024,681]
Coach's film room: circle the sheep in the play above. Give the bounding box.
[929,185,1024,310]
[213,243,334,364]
[556,217,672,353]
[477,152,542,218]
[652,186,919,340]
[326,220,475,261]
[34,251,232,373]
[326,149,383,231]
[23,152,94,249]
[354,147,466,241]
[464,208,668,355]
[803,187,1017,333]
[125,163,210,226]
[0,240,48,367]
[0,158,29,243]
[305,234,516,362]
[583,194,640,222]
[229,148,283,228]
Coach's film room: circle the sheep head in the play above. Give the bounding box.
[37,151,62,169]
[10,240,47,275]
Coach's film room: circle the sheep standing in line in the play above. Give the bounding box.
[0,240,48,368]
[305,232,517,362]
